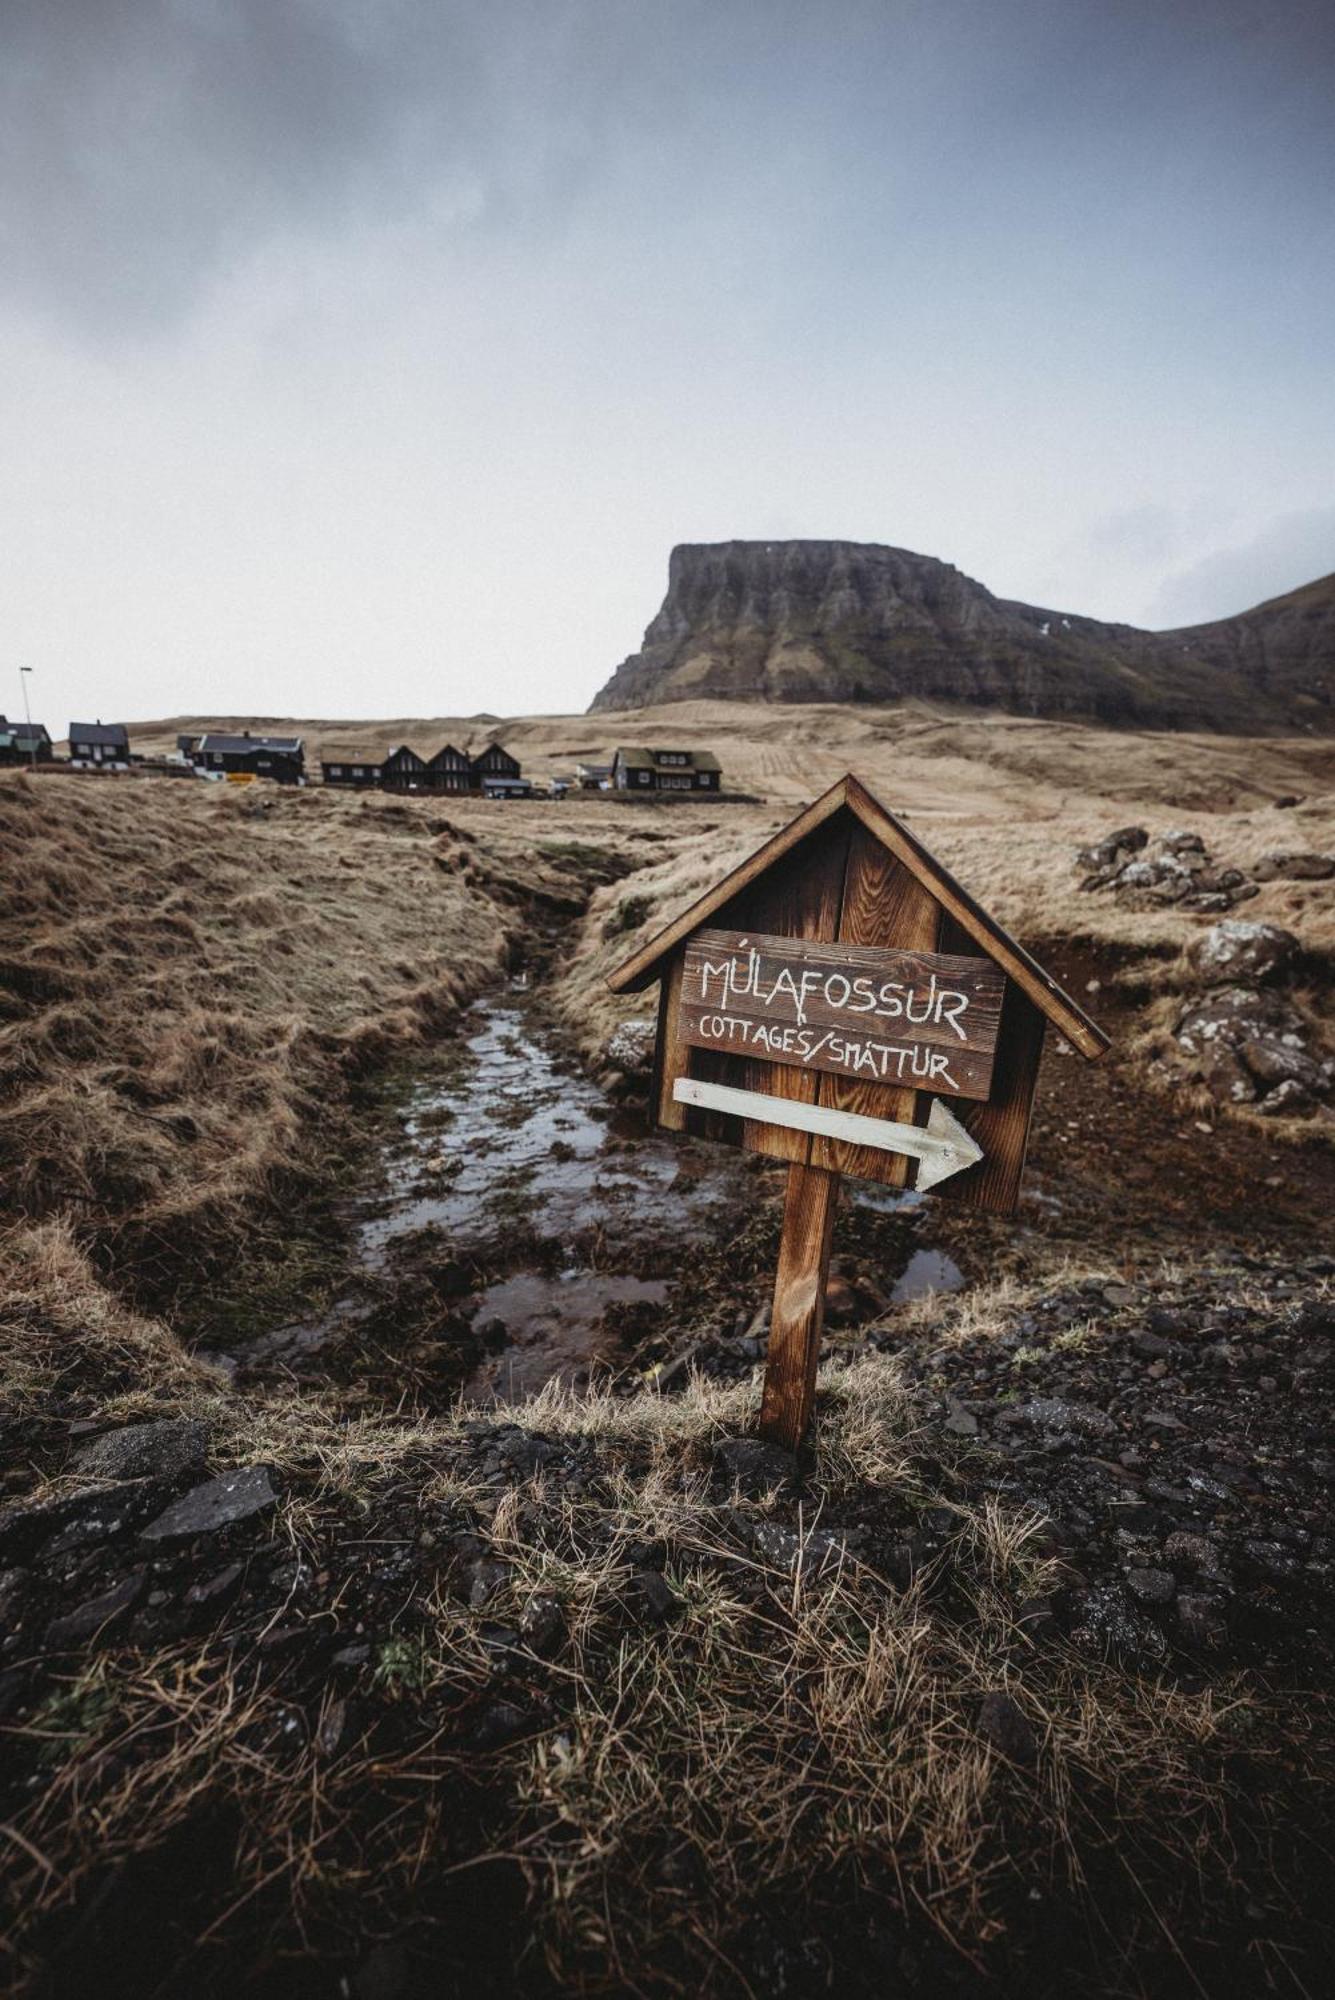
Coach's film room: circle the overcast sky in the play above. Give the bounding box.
[3,0,1333,728]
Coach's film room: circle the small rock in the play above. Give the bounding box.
[331,1641,371,1670]
[749,1520,846,1575]
[0,1568,28,1625]
[518,1594,565,1656]
[1009,1398,1115,1438]
[140,1466,277,1542]
[1125,1567,1176,1606]
[1187,920,1298,988]
[1069,1582,1168,1662]
[471,1699,536,1749]
[45,1569,145,1650]
[184,1561,245,1610]
[71,1419,209,1484]
[1176,1592,1228,1649]
[1256,851,1334,881]
[630,1568,681,1623]
[604,1018,656,1075]
[468,1559,510,1610]
[1256,1077,1316,1116]
[975,1690,1038,1765]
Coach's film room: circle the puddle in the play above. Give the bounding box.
[357,1004,747,1260]
[890,1248,964,1302]
[464,1270,668,1403]
[227,995,966,1398]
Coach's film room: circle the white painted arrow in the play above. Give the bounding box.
[671,1078,984,1190]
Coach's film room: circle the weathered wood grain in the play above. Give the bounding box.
[679,998,994,1099]
[758,1160,839,1450]
[929,912,1046,1215]
[810,826,942,1182]
[679,926,1002,1103]
[607,772,1109,1064]
[653,949,689,1133]
[704,821,851,1164]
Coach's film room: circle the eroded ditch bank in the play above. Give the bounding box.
[200,988,961,1406]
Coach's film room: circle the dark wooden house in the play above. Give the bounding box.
[69,721,130,767]
[424,743,471,793]
[611,747,721,794]
[188,732,305,784]
[380,744,428,793]
[321,752,384,788]
[0,717,53,765]
[469,743,521,790]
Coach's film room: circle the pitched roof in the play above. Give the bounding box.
[197,732,303,755]
[613,746,721,772]
[425,742,469,765]
[69,721,129,746]
[320,750,383,765]
[606,772,1109,1059]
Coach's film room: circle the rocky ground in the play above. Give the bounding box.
[4,767,1335,1998]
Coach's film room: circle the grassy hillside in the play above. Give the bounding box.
[2,750,1334,1995]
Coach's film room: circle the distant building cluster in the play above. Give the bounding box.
[321,740,530,797]
[2,719,725,801]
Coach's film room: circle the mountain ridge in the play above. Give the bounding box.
[589,540,1335,732]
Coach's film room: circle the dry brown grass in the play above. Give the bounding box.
[0,774,656,1295]
[2,1355,1291,1996]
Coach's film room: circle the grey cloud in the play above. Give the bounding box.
[0,0,646,335]
[1148,506,1335,627]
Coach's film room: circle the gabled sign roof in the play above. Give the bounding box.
[607,772,1109,1059]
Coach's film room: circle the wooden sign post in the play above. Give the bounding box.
[608,775,1108,1449]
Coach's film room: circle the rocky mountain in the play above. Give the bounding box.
[590,541,1335,732]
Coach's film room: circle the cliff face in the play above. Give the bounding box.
[589,541,1335,732]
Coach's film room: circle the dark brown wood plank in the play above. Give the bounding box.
[653,949,688,1133]
[679,927,1002,1096]
[758,1160,839,1449]
[607,769,1109,1063]
[607,778,852,993]
[842,776,1109,1059]
[810,826,942,1183]
[678,996,994,1099]
[703,819,852,1164]
[930,913,1046,1215]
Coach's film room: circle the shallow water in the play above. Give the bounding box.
[247,996,965,1397]
[890,1247,965,1302]
[463,1269,669,1403]
[357,1003,746,1262]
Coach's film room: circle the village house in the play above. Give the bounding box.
[320,751,384,788]
[380,744,429,792]
[68,721,130,768]
[0,717,53,766]
[611,746,722,794]
[575,761,612,789]
[424,743,471,793]
[187,731,305,784]
[479,771,533,799]
[469,742,522,791]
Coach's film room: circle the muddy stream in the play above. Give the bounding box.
[218,994,962,1402]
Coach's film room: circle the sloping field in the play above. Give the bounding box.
[2,744,1334,1997]
[132,697,1335,813]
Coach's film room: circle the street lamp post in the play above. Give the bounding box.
[19,666,37,774]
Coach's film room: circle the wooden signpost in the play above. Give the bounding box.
[608,774,1109,1449]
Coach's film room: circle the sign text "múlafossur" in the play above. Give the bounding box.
[680,927,1005,1101]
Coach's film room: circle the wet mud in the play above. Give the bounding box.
[201,990,964,1403]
